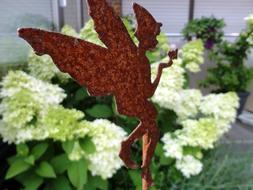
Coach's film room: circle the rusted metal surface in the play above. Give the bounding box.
[18,0,177,189]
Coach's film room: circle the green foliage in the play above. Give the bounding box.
[201,15,253,92]
[50,154,70,174]
[16,172,44,190]
[84,175,108,190]
[31,143,49,160]
[5,141,107,190]
[5,157,32,179]
[67,159,88,189]
[200,63,253,92]
[180,145,253,189]
[45,176,71,190]
[79,136,96,154]
[182,16,225,49]
[111,144,253,190]
[35,161,56,178]
[86,104,113,118]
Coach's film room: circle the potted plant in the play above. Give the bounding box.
[200,14,253,115]
[182,16,225,49]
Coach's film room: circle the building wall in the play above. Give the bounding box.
[63,0,81,31]
[0,0,55,66]
[0,0,54,33]
[122,0,253,34]
[122,0,190,34]
[194,0,253,34]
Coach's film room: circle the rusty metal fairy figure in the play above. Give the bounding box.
[18,1,177,189]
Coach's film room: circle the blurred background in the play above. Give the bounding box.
[0,0,253,189]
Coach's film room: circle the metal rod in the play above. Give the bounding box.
[142,134,149,190]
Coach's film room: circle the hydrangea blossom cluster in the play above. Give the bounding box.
[62,119,127,179]
[152,43,239,178]
[0,71,127,179]
[160,92,238,177]
[244,14,253,44]
[174,89,202,120]
[28,52,70,83]
[151,58,186,109]
[199,92,239,134]
[180,39,204,73]
[37,106,91,141]
[0,71,84,143]
[175,155,203,178]
[85,119,127,179]
[177,118,220,149]
[245,14,253,30]
[79,20,105,46]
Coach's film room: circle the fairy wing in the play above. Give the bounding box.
[87,0,137,53]
[18,28,115,96]
[87,0,162,52]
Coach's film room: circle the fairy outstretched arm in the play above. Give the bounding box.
[151,49,178,95]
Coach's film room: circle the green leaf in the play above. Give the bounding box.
[83,182,96,190]
[86,104,113,118]
[62,140,74,155]
[160,155,173,166]
[16,143,29,156]
[89,176,108,190]
[154,143,163,157]
[83,174,108,190]
[67,159,88,190]
[24,155,35,165]
[23,175,43,190]
[7,155,19,165]
[50,154,70,174]
[79,137,96,154]
[154,142,173,165]
[31,143,48,160]
[128,170,142,189]
[5,158,31,179]
[35,161,56,178]
[15,170,43,190]
[46,175,71,190]
[75,88,88,101]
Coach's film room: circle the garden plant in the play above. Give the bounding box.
[200,14,253,93]
[182,16,225,49]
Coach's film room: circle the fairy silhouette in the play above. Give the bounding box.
[18,0,177,189]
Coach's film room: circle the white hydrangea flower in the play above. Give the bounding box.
[28,52,70,83]
[245,14,253,29]
[176,155,203,178]
[151,58,186,110]
[0,71,66,105]
[200,92,239,135]
[177,118,220,149]
[0,71,66,132]
[162,133,183,159]
[86,119,127,179]
[174,90,202,119]
[37,106,90,141]
[0,71,80,143]
[185,62,201,73]
[181,40,204,73]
